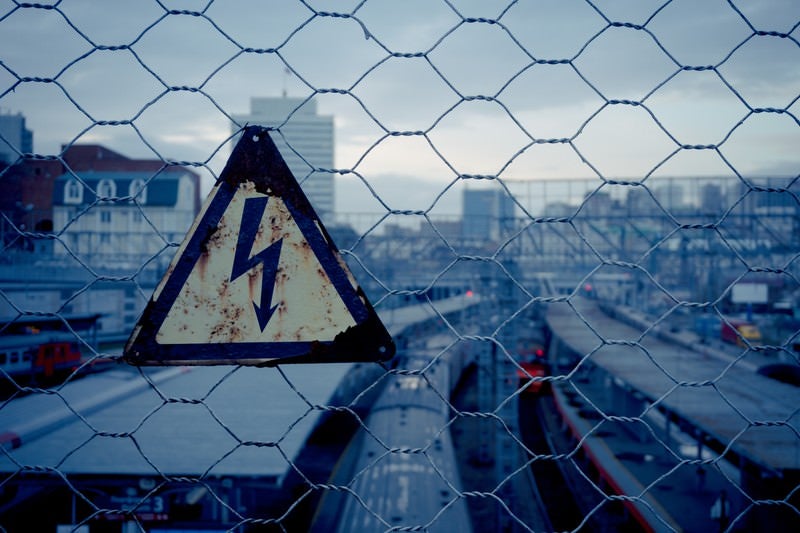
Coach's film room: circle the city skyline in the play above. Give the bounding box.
[0,0,796,220]
[7,113,786,237]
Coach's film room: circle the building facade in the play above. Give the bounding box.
[52,169,198,267]
[3,162,199,339]
[462,188,517,243]
[0,112,51,244]
[0,144,201,337]
[232,97,335,219]
[0,111,32,164]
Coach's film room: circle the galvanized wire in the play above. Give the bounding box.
[0,0,799,531]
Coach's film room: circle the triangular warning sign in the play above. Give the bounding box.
[124,127,395,366]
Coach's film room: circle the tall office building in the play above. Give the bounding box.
[232,97,335,219]
[462,188,517,242]
[0,111,33,164]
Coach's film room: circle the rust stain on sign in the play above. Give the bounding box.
[123,127,395,366]
[156,181,358,345]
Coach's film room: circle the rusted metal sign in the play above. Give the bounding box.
[124,126,395,366]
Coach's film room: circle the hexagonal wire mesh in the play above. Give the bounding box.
[0,0,799,531]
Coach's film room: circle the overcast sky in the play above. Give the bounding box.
[0,0,798,219]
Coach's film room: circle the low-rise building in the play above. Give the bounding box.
[52,168,198,267]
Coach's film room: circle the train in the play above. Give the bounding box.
[315,296,552,532]
[516,345,550,395]
[720,318,762,346]
[0,332,83,381]
[0,313,105,385]
[544,383,682,532]
[331,351,472,533]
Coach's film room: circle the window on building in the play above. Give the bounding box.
[129,178,147,204]
[97,179,116,201]
[100,210,112,223]
[64,179,83,204]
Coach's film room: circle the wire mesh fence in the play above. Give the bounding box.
[0,0,799,531]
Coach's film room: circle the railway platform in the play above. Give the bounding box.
[546,297,800,531]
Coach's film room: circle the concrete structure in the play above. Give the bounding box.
[546,297,800,531]
[0,263,160,341]
[462,188,516,242]
[232,97,335,219]
[0,111,32,164]
[0,112,57,240]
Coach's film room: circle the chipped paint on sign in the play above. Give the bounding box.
[123,126,395,366]
[152,183,224,304]
[156,181,357,344]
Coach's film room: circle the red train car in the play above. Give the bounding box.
[0,333,82,380]
[517,346,550,395]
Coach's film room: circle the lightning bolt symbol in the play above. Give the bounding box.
[230,197,283,332]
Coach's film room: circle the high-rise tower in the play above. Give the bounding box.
[0,111,33,164]
[233,97,334,219]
